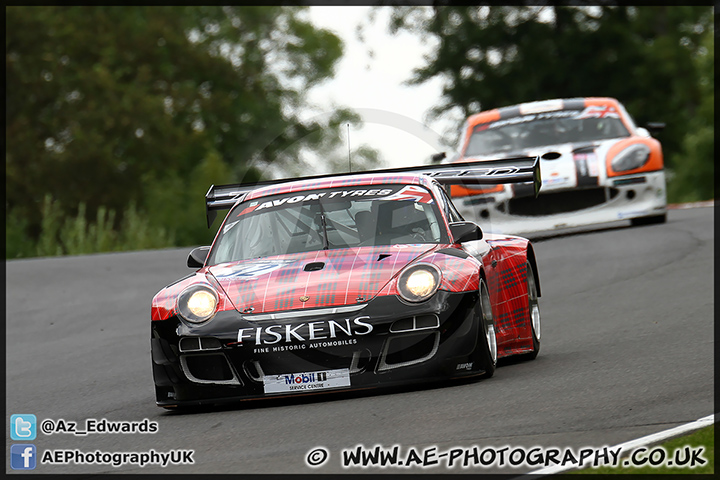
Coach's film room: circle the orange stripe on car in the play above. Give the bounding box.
[582,97,636,132]
[449,184,504,198]
[462,109,501,154]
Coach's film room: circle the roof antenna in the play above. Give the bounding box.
[346,123,352,173]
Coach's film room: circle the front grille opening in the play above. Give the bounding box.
[179,337,200,352]
[184,354,234,381]
[244,349,354,376]
[415,314,440,329]
[390,314,440,333]
[390,317,413,332]
[349,349,372,374]
[383,332,437,366]
[179,336,222,352]
[243,360,264,382]
[508,188,618,216]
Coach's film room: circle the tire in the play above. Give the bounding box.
[521,262,541,361]
[630,213,667,226]
[476,278,497,378]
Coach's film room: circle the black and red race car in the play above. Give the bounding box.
[151,158,543,408]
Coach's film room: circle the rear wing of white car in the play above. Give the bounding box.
[205,156,541,227]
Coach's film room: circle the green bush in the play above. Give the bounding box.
[117,203,176,251]
[36,194,64,257]
[5,205,37,259]
[6,195,177,259]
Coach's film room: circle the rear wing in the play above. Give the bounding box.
[205,156,541,227]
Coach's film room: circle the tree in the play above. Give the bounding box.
[385,5,713,201]
[6,6,366,247]
[668,18,714,202]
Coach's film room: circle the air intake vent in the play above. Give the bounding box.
[390,314,440,333]
[304,262,325,272]
[179,353,241,385]
[378,332,440,371]
[179,337,222,352]
[509,188,618,216]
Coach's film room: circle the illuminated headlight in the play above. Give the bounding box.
[177,285,219,323]
[397,264,442,303]
[611,144,651,172]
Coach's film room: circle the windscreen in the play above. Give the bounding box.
[208,184,447,265]
[465,106,630,157]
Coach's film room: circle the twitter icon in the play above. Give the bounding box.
[11,414,36,440]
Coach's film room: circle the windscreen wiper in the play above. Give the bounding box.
[317,206,329,250]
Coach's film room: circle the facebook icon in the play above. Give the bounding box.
[11,444,37,470]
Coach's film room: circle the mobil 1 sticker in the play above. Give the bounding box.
[264,369,350,394]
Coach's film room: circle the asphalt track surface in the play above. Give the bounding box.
[5,206,714,475]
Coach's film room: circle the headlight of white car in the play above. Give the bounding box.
[397,264,442,303]
[611,144,651,172]
[177,284,219,323]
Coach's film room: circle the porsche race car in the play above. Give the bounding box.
[151,158,543,408]
[446,97,667,235]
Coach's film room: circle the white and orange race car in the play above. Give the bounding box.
[442,97,667,235]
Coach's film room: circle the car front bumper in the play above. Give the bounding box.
[454,171,667,235]
[151,291,486,407]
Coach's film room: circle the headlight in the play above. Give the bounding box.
[177,285,219,323]
[397,264,442,303]
[611,144,651,172]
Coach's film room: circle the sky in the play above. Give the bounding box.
[305,6,460,170]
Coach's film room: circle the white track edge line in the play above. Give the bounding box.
[526,413,715,476]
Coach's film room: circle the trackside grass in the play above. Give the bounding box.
[573,424,714,474]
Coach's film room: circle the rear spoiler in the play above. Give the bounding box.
[205,156,541,227]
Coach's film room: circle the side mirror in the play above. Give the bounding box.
[449,221,483,243]
[645,122,665,135]
[187,246,210,268]
[430,152,447,164]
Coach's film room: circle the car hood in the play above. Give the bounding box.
[464,138,623,191]
[207,245,438,314]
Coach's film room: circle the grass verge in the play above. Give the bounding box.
[573,424,714,474]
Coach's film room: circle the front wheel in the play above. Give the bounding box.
[476,278,497,378]
[520,262,541,360]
